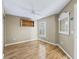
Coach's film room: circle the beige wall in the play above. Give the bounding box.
[38,15,58,43]
[4,0,76,58]
[4,15,38,44]
[58,0,77,59]
[37,0,76,58]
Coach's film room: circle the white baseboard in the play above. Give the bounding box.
[5,39,37,47]
[57,44,72,59]
[5,39,72,59]
[39,39,72,59]
[39,39,57,46]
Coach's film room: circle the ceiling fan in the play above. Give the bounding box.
[13,0,40,16]
[30,5,40,15]
[20,3,40,15]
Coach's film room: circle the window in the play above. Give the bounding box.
[38,22,46,38]
[59,12,70,35]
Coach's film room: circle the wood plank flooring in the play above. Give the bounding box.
[4,40,70,59]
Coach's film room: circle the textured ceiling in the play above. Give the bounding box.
[3,0,71,20]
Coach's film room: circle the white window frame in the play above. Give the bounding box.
[38,22,46,38]
[59,12,70,35]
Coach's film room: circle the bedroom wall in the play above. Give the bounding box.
[37,15,58,43]
[58,0,77,59]
[4,15,38,45]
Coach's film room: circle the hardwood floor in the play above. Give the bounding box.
[4,40,70,59]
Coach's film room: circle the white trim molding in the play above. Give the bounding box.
[59,12,70,35]
[57,44,72,59]
[39,39,57,46]
[38,22,46,38]
[5,39,37,47]
[74,3,77,59]
[5,39,72,59]
[39,39,72,59]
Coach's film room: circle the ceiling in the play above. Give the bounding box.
[3,0,71,20]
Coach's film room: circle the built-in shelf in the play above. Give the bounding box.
[20,18,34,27]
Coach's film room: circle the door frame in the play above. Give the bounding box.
[74,3,77,59]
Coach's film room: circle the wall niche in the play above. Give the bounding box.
[20,18,34,27]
